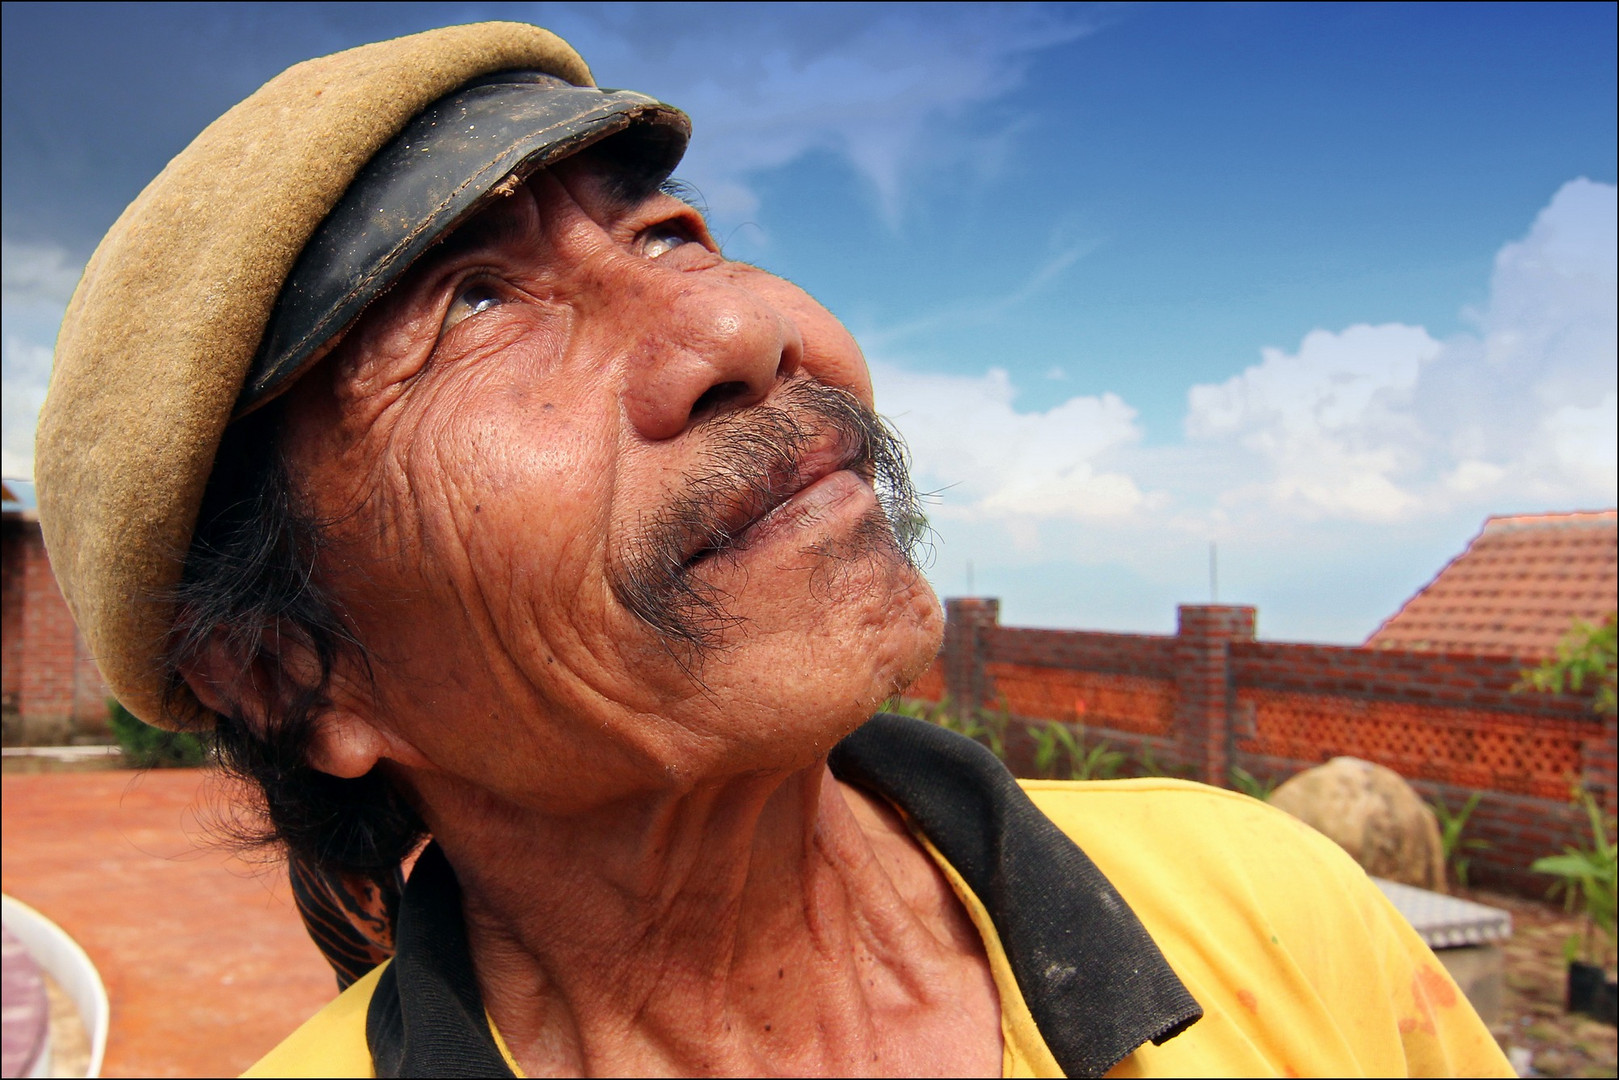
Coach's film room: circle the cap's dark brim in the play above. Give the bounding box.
[238,75,690,414]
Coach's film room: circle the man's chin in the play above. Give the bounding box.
[596,557,940,787]
[870,568,945,699]
[734,542,941,696]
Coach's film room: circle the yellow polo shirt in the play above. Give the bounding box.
[246,779,1510,1077]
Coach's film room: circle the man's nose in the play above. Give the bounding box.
[617,272,804,442]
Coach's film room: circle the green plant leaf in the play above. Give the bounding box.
[1229,766,1277,801]
[107,699,210,768]
[1516,613,1617,717]
[1530,785,1619,966]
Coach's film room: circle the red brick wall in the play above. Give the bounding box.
[1174,605,1255,785]
[1409,782,1588,896]
[905,660,946,702]
[2,521,24,711]
[1,517,110,744]
[985,664,1176,735]
[901,597,1611,896]
[985,625,1177,678]
[1227,640,1591,718]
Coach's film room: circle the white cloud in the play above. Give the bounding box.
[1175,178,1617,524]
[878,181,1616,538]
[1,238,83,479]
[540,4,1097,228]
[1184,323,1439,520]
[875,179,1616,640]
[1546,391,1619,490]
[1,238,83,305]
[873,362,1148,521]
[1,337,52,478]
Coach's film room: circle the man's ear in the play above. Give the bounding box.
[178,628,429,778]
[304,709,395,779]
[310,668,435,777]
[178,630,271,729]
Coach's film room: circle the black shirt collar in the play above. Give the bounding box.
[367,714,1201,1077]
[832,715,1202,1074]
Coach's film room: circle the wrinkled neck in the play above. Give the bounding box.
[418,759,997,1075]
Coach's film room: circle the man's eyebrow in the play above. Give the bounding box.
[657,178,709,219]
[594,161,710,222]
[421,204,533,269]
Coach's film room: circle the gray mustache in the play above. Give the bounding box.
[611,377,925,656]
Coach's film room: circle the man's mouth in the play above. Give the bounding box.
[680,438,866,569]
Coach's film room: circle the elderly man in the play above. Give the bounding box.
[37,22,1509,1079]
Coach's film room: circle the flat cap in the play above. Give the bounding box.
[34,22,675,727]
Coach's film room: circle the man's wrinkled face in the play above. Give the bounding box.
[279,152,942,812]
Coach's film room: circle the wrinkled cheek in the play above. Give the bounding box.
[408,398,619,636]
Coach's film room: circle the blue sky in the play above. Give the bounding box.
[3,2,1615,642]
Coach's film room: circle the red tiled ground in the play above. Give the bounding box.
[1,769,336,1078]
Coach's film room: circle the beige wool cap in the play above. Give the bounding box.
[34,23,621,728]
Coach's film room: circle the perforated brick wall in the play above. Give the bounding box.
[901,597,1612,895]
[1234,688,1585,799]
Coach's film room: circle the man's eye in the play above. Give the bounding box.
[642,227,687,259]
[442,281,506,332]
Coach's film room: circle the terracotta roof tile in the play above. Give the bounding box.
[1365,509,1617,659]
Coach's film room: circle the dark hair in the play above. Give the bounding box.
[163,402,424,879]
